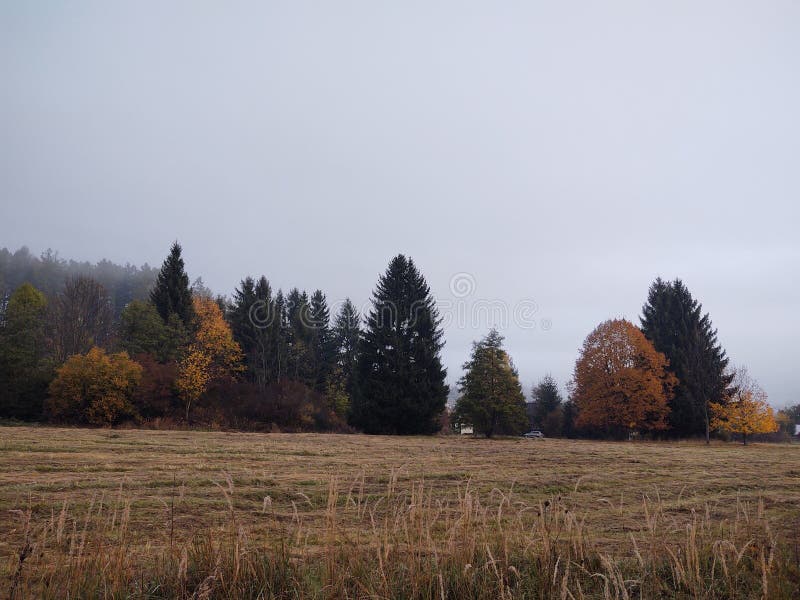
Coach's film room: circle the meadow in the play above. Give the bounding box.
[1,427,799,598]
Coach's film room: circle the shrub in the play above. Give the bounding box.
[46,347,142,425]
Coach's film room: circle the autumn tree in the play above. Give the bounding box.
[454,329,528,438]
[176,296,243,422]
[572,319,676,438]
[0,283,50,419]
[46,347,142,426]
[640,278,733,442]
[150,242,194,329]
[49,276,113,362]
[710,367,777,445]
[351,255,448,434]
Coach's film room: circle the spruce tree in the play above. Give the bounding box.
[351,255,448,434]
[640,278,733,442]
[309,290,335,394]
[530,374,564,436]
[230,276,278,390]
[150,242,194,328]
[333,299,361,397]
[286,288,314,384]
[454,329,528,438]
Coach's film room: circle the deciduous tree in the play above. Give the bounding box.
[176,296,243,422]
[118,300,188,363]
[572,319,676,438]
[0,283,49,419]
[50,276,112,362]
[710,367,777,445]
[46,347,142,426]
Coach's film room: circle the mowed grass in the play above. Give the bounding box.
[1,426,800,597]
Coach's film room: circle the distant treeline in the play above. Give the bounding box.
[0,246,157,317]
[0,243,798,442]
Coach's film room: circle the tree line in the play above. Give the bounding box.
[454,279,786,444]
[0,243,796,442]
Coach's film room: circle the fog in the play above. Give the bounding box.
[2,1,798,405]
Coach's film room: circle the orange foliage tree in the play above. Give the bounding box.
[710,367,777,445]
[176,296,243,422]
[572,318,676,438]
[47,347,142,426]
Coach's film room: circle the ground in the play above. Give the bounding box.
[2,426,798,564]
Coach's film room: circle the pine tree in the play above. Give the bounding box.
[286,288,314,384]
[640,278,733,442]
[351,255,448,435]
[530,374,564,436]
[150,242,194,328]
[454,329,528,438]
[333,299,361,398]
[309,290,335,394]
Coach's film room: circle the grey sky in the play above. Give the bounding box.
[2,2,798,406]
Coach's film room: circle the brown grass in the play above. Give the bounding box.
[1,427,799,598]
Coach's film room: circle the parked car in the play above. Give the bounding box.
[523,430,544,439]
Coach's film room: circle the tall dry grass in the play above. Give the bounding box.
[5,472,798,599]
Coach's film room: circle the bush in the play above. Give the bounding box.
[46,347,142,426]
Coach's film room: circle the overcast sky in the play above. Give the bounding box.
[2,2,798,406]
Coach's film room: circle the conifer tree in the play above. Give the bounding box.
[309,290,335,394]
[333,299,361,397]
[230,276,278,390]
[640,278,733,442]
[150,242,194,328]
[286,288,314,384]
[454,329,528,438]
[351,255,448,434]
[530,374,564,436]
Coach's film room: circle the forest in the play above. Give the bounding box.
[0,243,797,443]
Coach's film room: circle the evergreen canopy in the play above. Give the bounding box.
[454,329,528,438]
[150,242,194,328]
[640,278,733,440]
[351,255,448,435]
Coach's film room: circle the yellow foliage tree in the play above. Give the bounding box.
[710,367,777,445]
[47,347,142,426]
[176,296,243,422]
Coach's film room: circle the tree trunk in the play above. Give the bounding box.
[743,433,747,446]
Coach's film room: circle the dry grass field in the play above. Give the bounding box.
[1,426,799,598]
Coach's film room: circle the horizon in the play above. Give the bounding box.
[3,241,795,409]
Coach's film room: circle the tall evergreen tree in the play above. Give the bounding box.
[230,276,278,390]
[333,299,361,395]
[286,288,314,384]
[309,290,335,394]
[640,278,733,442]
[150,242,194,328]
[454,329,528,438]
[351,255,448,434]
